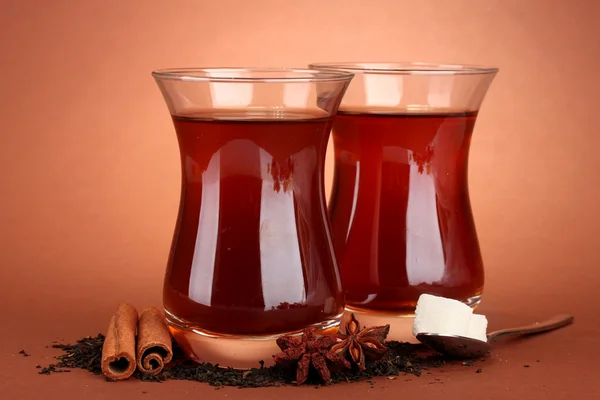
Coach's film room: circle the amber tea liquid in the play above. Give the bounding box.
[329,110,484,313]
[164,112,344,336]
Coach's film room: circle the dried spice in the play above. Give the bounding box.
[101,303,138,380]
[136,307,173,376]
[38,333,479,388]
[273,328,350,384]
[330,341,446,383]
[39,335,104,375]
[331,313,390,370]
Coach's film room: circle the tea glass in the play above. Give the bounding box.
[309,62,498,332]
[153,68,354,367]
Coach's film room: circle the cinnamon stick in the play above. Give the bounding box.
[136,307,173,375]
[101,303,138,380]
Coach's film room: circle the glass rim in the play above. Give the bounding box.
[308,62,499,76]
[151,67,354,83]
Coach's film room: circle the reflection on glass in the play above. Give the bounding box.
[188,152,220,306]
[405,150,445,286]
[259,148,306,309]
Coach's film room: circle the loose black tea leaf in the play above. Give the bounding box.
[38,334,479,388]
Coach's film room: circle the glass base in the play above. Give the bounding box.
[165,309,343,369]
[344,294,482,342]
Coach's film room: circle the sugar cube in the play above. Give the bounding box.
[412,294,473,337]
[467,314,488,342]
[412,294,488,342]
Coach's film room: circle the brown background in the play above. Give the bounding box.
[1,0,599,398]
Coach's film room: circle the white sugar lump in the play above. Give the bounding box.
[412,294,488,342]
[412,294,473,337]
[467,314,488,342]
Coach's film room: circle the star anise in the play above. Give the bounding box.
[273,328,351,385]
[331,313,390,371]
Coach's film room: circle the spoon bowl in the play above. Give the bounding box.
[416,314,574,359]
[416,332,490,358]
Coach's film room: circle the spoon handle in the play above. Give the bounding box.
[487,314,574,343]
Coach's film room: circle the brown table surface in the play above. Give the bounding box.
[1,267,598,400]
[2,0,600,398]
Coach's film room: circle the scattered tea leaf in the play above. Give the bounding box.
[38,334,482,388]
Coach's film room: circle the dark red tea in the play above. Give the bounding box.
[164,112,344,336]
[329,110,484,313]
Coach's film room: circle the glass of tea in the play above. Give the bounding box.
[152,68,354,367]
[309,62,498,319]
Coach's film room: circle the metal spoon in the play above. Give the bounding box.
[416,314,574,359]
